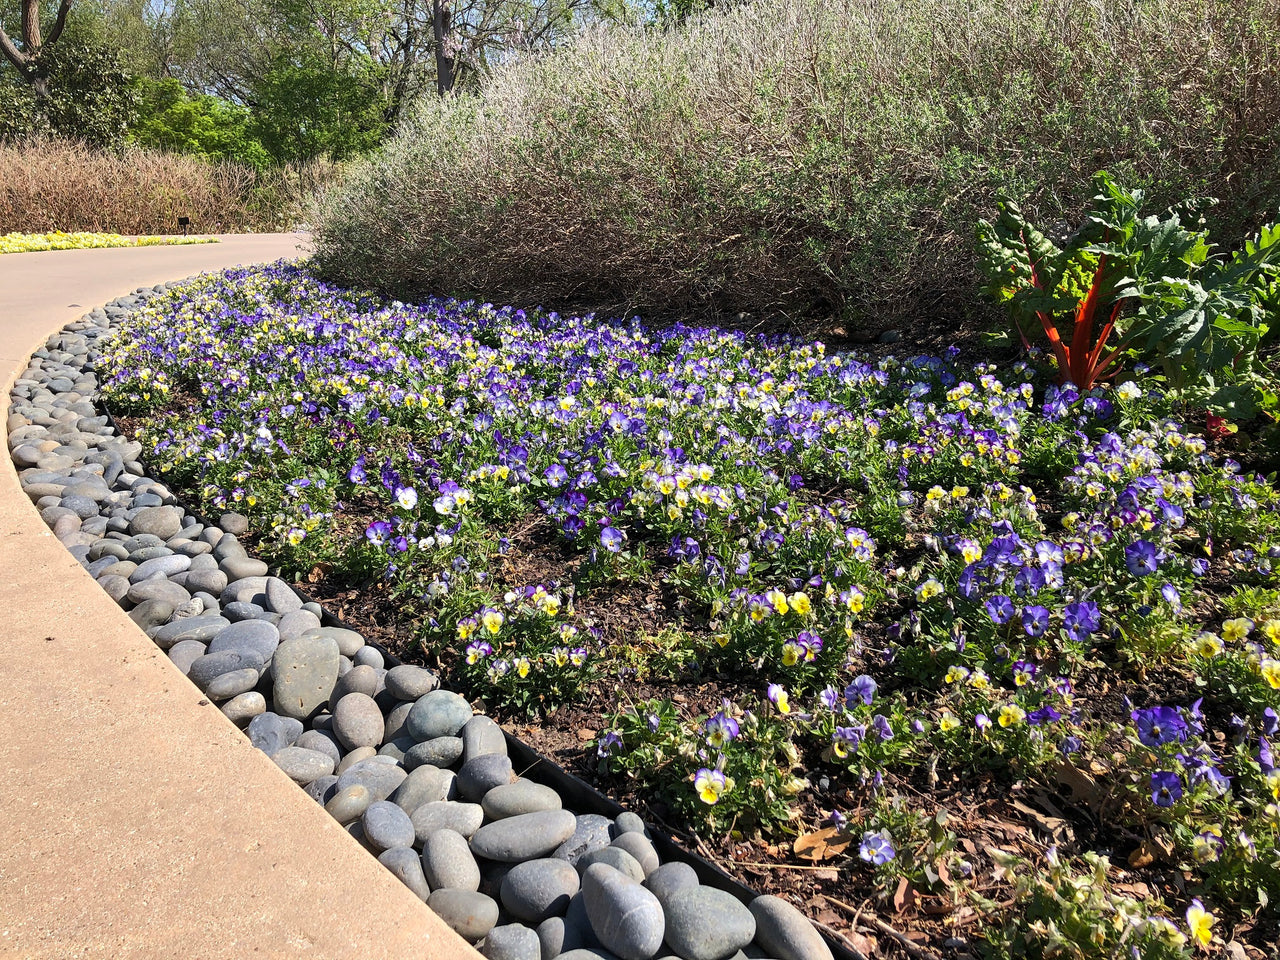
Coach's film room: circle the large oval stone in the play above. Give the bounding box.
[272,633,340,721]
[426,889,498,944]
[482,780,562,820]
[411,800,484,843]
[422,828,481,892]
[332,692,385,750]
[663,886,756,960]
[749,895,834,960]
[406,689,473,741]
[581,862,665,960]
[470,809,577,863]
[500,857,580,923]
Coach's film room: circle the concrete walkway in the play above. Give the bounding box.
[0,236,475,959]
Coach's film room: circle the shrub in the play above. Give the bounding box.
[0,137,331,234]
[313,0,1280,332]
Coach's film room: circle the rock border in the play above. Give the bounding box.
[7,282,846,960]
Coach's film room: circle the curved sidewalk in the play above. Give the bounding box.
[0,236,475,960]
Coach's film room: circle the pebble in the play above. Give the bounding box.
[352,645,384,669]
[610,832,659,878]
[204,666,260,700]
[295,729,342,765]
[129,505,183,539]
[422,828,481,892]
[337,746,378,773]
[406,689,473,741]
[581,863,665,960]
[304,775,339,805]
[265,576,302,613]
[553,814,614,865]
[663,886,756,960]
[470,809,577,863]
[335,757,407,801]
[389,765,453,816]
[332,692,385,750]
[128,598,173,629]
[613,812,648,837]
[481,924,541,960]
[462,714,507,763]
[271,746,336,785]
[644,862,699,906]
[457,753,514,801]
[152,615,229,649]
[333,664,380,700]
[167,639,207,675]
[207,619,280,664]
[277,608,321,640]
[427,889,499,943]
[748,896,833,960]
[361,800,416,852]
[325,784,374,824]
[187,649,264,692]
[578,847,645,884]
[272,633,340,721]
[378,846,431,902]
[405,736,463,770]
[411,800,484,842]
[247,712,304,755]
[384,664,438,701]
[302,625,365,657]
[500,857,581,923]
[482,779,562,820]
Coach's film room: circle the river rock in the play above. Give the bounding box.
[265,576,302,613]
[579,847,644,884]
[167,639,207,675]
[610,832,659,878]
[411,800,484,843]
[325,784,373,824]
[389,765,453,816]
[187,649,264,692]
[335,757,407,801]
[457,753,513,801]
[482,780,562,820]
[302,625,365,657]
[271,746,336,785]
[662,886,755,960]
[247,712,303,755]
[361,800,416,852]
[427,889,499,943]
[482,924,541,960]
[582,863,665,960]
[405,736,463,770]
[422,828,481,892]
[553,814,614,865]
[644,862,699,906]
[384,664,438,701]
[406,689,473,741]
[130,505,183,539]
[379,846,431,902]
[332,692,385,750]
[748,895,833,960]
[207,618,280,663]
[470,809,577,863]
[500,857,580,923]
[272,633,340,721]
[462,714,507,763]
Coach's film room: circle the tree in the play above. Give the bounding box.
[0,0,73,97]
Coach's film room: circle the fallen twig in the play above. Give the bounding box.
[810,917,871,960]
[824,894,947,960]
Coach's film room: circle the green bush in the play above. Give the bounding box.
[129,78,273,171]
[312,0,1280,332]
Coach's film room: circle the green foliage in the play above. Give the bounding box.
[0,37,138,146]
[129,78,272,170]
[979,172,1280,417]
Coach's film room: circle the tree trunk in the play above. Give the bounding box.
[432,0,455,97]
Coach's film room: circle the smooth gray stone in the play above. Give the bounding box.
[748,896,833,960]
[300,625,365,657]
[129,505,183,539]
[406,690,473,741]
[85,556,118,579]
[482,780,562,821]
[89,540,129,561]
[220,575,269,607]
[325,784,374,824]
[221,556,269,580]
[582,863,665,960]
[295,729,342,766]
[263,576,302,613]
[644,862,699,906]
[204,666,260,700]
[390,765,453,817]
[221,691,266,726]
[462,714,507,763]
[384,701,415,742]
[273,633,341,721]
[98,574,131,604]
[427,889,499,944]
[361,799,416,852]
[410,800,484,843]
[99,560,138,580]
[553,950,622,960]
[422,828,481,892]
[457,754,514,801]
[223,601,267,623]
[59,495,99,519]
[610,833,659,878]
[187,649,264,691]
[377,736,415,763]
[333,664,380,701]
[126,578,190,608]
[172,539,212,558]
[207,619,280,664]
[220,511,249,535]
[183,568,229,595]
[553,814,614,866]
[332,692,385,750]
[128,598,174,629]
[247,712,304,754]
[538,895,601,957]
[277,608,321,640]
[337,747,378,773]
[500,858,580,924]
[167,639,208,675]
[171,597,205,620]
[471,810,577,863]
[304,775,340,805]
[272,746,336,785]
[482,924,541,960]
[213,533,247,559]
[127,546,173,564]
[379,846,431,902]
[335,757,408,801]
[352,645,384,669]
[128,554,191,582]
[612,813,648,838]
[385,664,438,701]
[578,848,644,884]
[405,736,464,771]
[152,615,230,650]
[663,886,756,960]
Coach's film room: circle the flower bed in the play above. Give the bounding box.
[0,231,217,254]
[99,262,1280,958]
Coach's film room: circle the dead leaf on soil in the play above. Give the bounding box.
[576,728,597,741]
[812,868,839,882]
[1011,799,1076,843]
[793,826,852,862]
[1127,838,1172,868]
[892,877,920,915]
[1055,761,1106,812]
